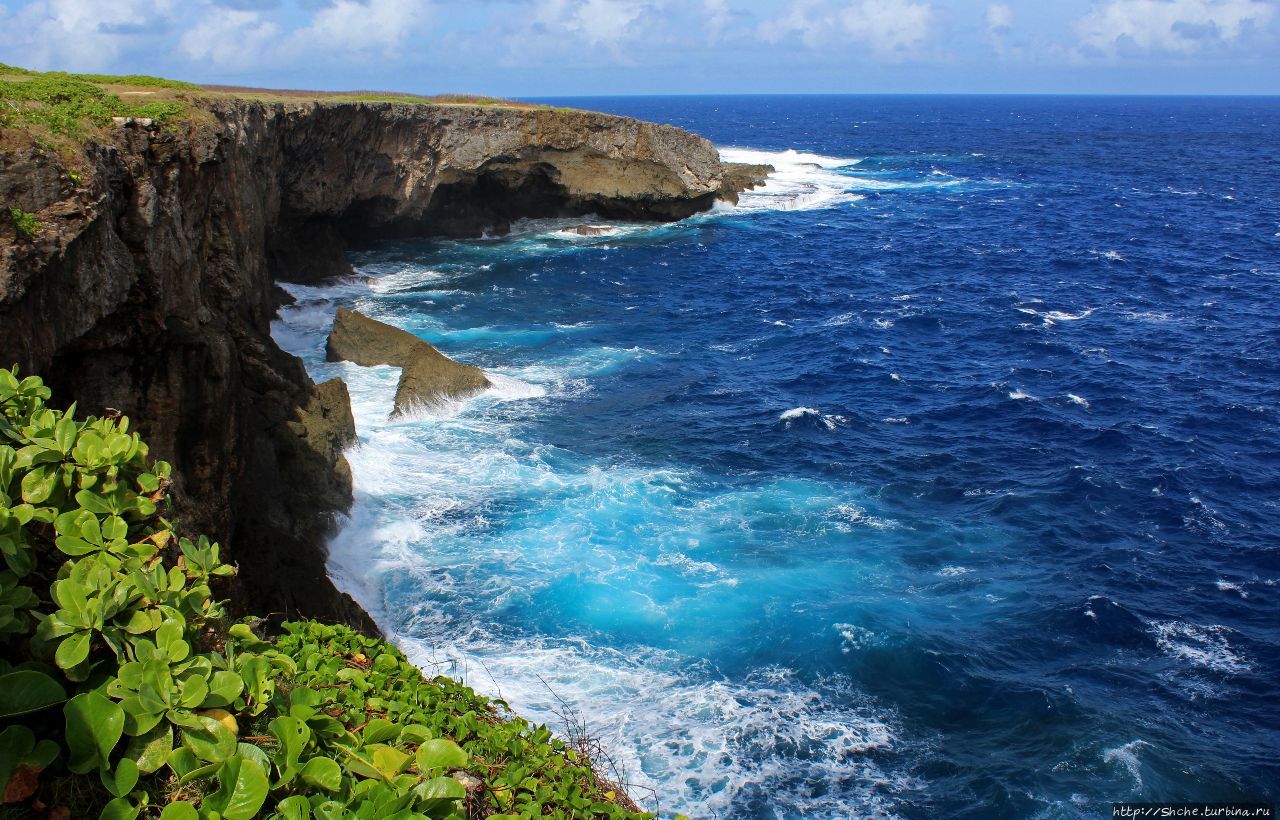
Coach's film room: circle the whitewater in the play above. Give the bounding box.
[273,95,1280,818]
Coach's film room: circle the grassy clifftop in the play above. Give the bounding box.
[0,63,544,149]
[0,368,651,819]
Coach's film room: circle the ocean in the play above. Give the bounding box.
[271,95,1280,818]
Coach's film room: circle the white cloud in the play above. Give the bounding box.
[762,0,936,58]
[1076,0,1276,54]
[840,0,935,54]
[502,0,675,63]
[0,0,178,70]
[178,9,281,68]
[987,3,1014,34]
[178,0,434,70]
[523,0,647,50]
[704,0,732,41]
[986,2,1016,55]
[289,0,433,57]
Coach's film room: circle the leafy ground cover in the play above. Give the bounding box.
[0,64,195,139]
[0,367,651,819]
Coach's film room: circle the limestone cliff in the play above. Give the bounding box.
[0,97,759,631]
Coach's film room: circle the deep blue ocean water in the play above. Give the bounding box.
[272,96,1280,818]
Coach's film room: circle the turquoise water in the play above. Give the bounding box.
[272,96,1280,818]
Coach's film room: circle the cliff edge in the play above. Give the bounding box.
[0,88,761,631]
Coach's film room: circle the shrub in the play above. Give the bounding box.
[0,367,649,819]
[10,208,40,240]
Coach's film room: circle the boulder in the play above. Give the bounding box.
[567,224,615,236]
[718,162,774,204]
[326,308,490,415]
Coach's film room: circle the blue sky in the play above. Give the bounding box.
[1,0,1277,95]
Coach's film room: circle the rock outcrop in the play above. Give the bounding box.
[326,308,490,415]
[718,163,774,205]
[0,97,755,631]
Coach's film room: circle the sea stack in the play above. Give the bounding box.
[326,308,491,415]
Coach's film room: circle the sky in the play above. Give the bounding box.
[0,0,1277,95]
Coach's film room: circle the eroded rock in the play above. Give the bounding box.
[326,308,490,415]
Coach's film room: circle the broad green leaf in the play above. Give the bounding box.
[0,669,66,717]
[54,416,78,454]
[55,630,92,669]
[159,802,199,820]
[20,465,56,504]
[125,722,173,773]
[99,796,142,820]
[299,756,342,791]
[371,744,412,778]
[416,775,467,805]
[181,714,237,763]
[275,795,312,820]
[415,738,468,772]
[100,756,140,797]
[203,756,269,820]
[75,489,115,515]
[268,715,309,768]
[65,691,125,774]
[203,670,244,707]
[362,718,399,744]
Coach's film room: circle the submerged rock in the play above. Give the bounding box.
[567,224,615,236]
[326,308,490,415]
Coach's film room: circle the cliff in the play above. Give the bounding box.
[0,93,761,632]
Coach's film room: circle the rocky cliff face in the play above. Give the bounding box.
[0,98,756,632]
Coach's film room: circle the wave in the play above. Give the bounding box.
[1150,620,1251,674]
[718,146,866,212]
[780,406,847,430]
[387,630,913,818]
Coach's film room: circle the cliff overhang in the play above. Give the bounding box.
[0,95,764,631]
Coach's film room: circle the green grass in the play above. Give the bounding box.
[10,208,39,240]
[0,69,192,139]
[0,64,556,148]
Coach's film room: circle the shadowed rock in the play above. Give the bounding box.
[718,162,774,204]
[326,308,490,415]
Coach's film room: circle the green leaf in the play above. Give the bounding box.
[56,628,94,669]
[100,755,140,797]
[181,714,237,763]
[159,802,199,820]
[124,722,172,773]
[203,670,244,707]
[362,718,399,744]
[0,669,67,717]
[20,465,56,504]
[99,796,141,820]
[65,691,125,774]
[76,489,115,515]
[0,725,35,798]
[203,756,269,820]
[416,775,467,803]
[275,795,312,820]
[415,738,468,772]
[54,416,78,454]
[300,756,342,791]
[268,715,310,769]
[55,535,99,556]
[371,744,412,778]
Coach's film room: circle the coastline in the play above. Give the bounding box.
[1,78,767,640]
